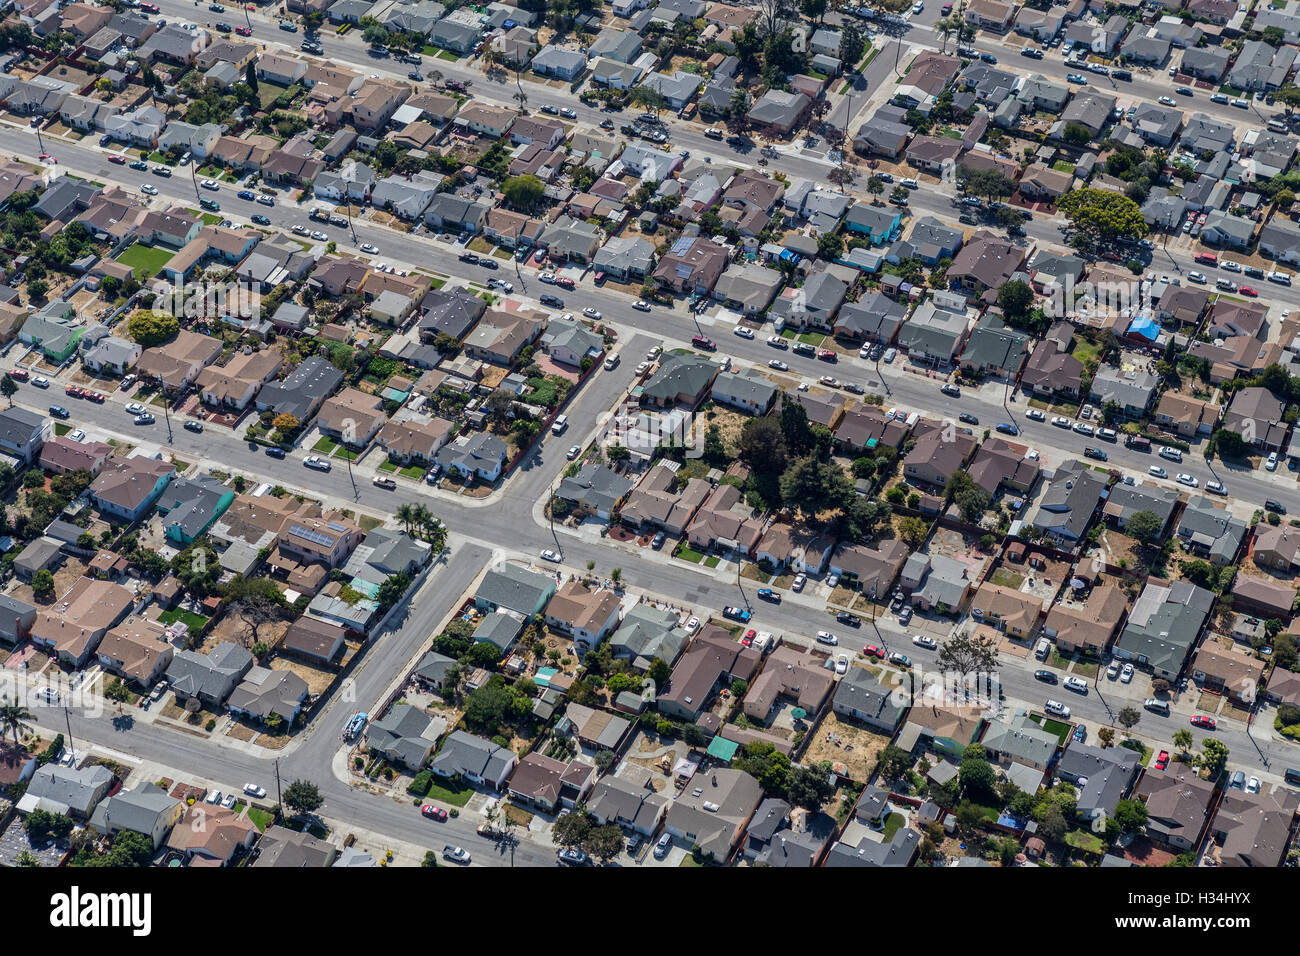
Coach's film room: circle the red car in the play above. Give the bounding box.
[1190,714,1216,730]
[88,391,105,403]
[235,25,253,36]
[816,348,836,362]
[65,385,82,398]
[1100,251,1121,262]
[862,644,885,659]
[108,154,126,165]
[1240,286,1258,297]
[1155,750,1170,771]
[741,629,756,646]
[8,368,27,381]
[421,804,448,821]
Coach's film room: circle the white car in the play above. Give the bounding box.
[1158,95,1176,106]
[303,455,331,471]
[1176,473,1198,487]
[633,300,652,311]
[1245,776,1261,794]
[912,634,937,650]
[646,346,662,360]
[1072,422,1094,436]
[835,653,848,675]
[792,573,807,591]
[1106,660,1121,680]
[540,548,561,562]
[583,307,602,319]
[1120,663,1134,684]
[734,326,755,339]
[125,401,147,415]
[1221,260,1242,272]
[1188,271,1206,284]
[200,179,219,190]
[243,783,267,798]
[538,272,556,284]
[1044,699,1071,718]
[815,630,838,646]
[1149,465,1168,478]
[559,107,577,119]
[1026,408,1046,421]
[1206,479,1227,495]
[911,0,923,11]
[67,429,85,442]
[360,243,379,254]
[1064,676,1089,694]
[221,793,237,809]
[205,789,222,805]
[140,183,158,195]
[311,230,328,241]
[684,616,700,634]
[769,359,789,371]
[31,376,49,388]
[1051,416,1071,428]
[1267,451,1279,471]
[1026,449,1040,461]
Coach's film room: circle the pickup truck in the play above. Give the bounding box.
[756,588,780,603]
[722,606,751,623]
[372,475,397,490]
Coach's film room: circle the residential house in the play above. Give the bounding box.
[1113,579,1214,681]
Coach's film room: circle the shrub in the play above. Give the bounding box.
[204,718,216,731]
[407,770,432,796]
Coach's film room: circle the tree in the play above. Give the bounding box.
[897,516,929,548]
[778,456,853,518]
[272,412,300,434]
[0,373,16,407]
[553,810,591,847]
[1172,729,1194,755]
[779,396,816,457]
[1114,798,1148,835]
[104,679,130,704]
[996,279,1033,321]
[1125,510,1164,547]
[1117,706,1141,731]
[584,824,625,863]
[954,801,986,835]
[503,174,545,211]
[1038,804,1067,842]
[1199,738,1229,778]
[787,763,835,809]
[937,629,999,678]
[127,309,179,347]
[734,741,791,794]
[31,569,55,601]
[958,753,997,800]
[840,24,865,69]
[1058,187,1149,241]
[737,415,788,475]
[816,230,843,262]
[283,779,323,816]
[647,657,671,685]
[876,744,913,782]
[376,572,412,610]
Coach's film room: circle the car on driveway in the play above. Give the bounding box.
[651,531,666,549]
[791,573,806,591]
[1120,663,1134,683]
[421,804,448,821]
[1155,750,1169,770]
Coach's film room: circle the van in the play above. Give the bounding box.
[1193,252,1218,266]
[1143,698,1170,715]
[1035,638,1051,661]
[1125,435,1151,451]
[1098,427,1118,441]
[604,353,619,370]
[654,832,672,859]
[1269,271,1293,286]
[551,414,569,435]
[1269,119,1289,133]
[1158,446,1183,462]
[704,127,724,140]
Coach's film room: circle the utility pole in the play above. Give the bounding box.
[62,705,76,766]
[190,162,199,198]
[273,757,283,814]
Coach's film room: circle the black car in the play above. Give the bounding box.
[183,420,203,433]
[251,214,271,225]
[540,294,565,307]
[1083,447,1108,461]
[1034,670,1058,684]
[1266,499,1287,514]
[48,405,70,419]
[836,612,862,628]
[266,447,287,459]
[479,259,498,270]
[958,413,979,425]
[214,21,232,32]
[459,252,479,264]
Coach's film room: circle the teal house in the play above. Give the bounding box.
[155,475,235,545]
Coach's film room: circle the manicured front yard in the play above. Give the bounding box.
[246,807,275,831]
[378,459,398,473]
[158,609,210,632]
[117,244,175,279]
[313,436,339,454]
[676,546,705,564]
[425,778,474,807]
[399,464,426,480]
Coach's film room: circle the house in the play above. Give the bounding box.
[902,423,977,489]
[901,553,971,614]
[853,105,912,158]
[375,418,453,466]
[1252,522,1300,573]
[898,703,984,759]
[589,28,642,63]
[1178,496,1247,565]
[1189,642,1266,704]
[0,594,37,647]
[640,353,720,409]
[372,172,444,221]
[608,603,690,667]
[166,803,257,866]
[29,577,134,668]
[1134,767,1215,852]
[89,784,184,849]
[461,310,543,366]
[1056,743,1139,820]
[959,313,1029,378]
[1029,458,1108,544]
[544,580,621,658]
[755,523,835,574]
[745,89,812,138]
[832,666,907,733]
[709,367,778,416]
[430,15,482,54]
[964,0,1015,31]
[81,336,142,376]
[684,482,765,555]
[434,432,509,482]
[658,627,761,721]
[1102,481,1179,534]
[418,288,488,343]
[834,294,909,347]
[1043,583,1129,656]
[1200,210,1256,250]
[844,204,903,245]
[664,767,762,862]
[20,764,113,819]
[1206,788,1300,867]
[712,264,784,316]
[652,236,730,295]
[1113,579,1214,681]
[1230,574,1296,621]
[1020,339,1083,399]
[316,388,388,448]
[743,644,834,722]
[556,464,633,522]
[281,616,347,667]
[366,703,444,769]
[1224,386,1289,452]
[1230,40,1297,93]
[1152,393,1219,440]
[424,193,490,234]
[96,615,174,687]
[167,642,255,709]
[982,711,1060,772]
[136,331,223,394]
[594,236,656,282]
[255,356,344,426]
[507,753,595,812]
[195,349,282,411]
[969,582,1043,641]
[251,826,338,868]
[0,407,49,465]
[430,730,517,789]
[587,771,669,835]
[475,563,557,618]
[620,463,712,537]
[542,216,603,264]
[947,231,1025,298]
[531,46,587,81]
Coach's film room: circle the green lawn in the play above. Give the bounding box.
[990,567,1024,589]
[117,243,175,279]
[1065,829,1104,854]
[399,464,426,480]
[1070,336,1100,368]
[333,446,359,461]
[436,49,460,62]
[881,812,904,841]
[378,459,398,473]
[703,555,721,569]
[797,331,825,345]
[425,777,474,807]
[676,547,705,564]
[1051,160,1075,174]
[54,423,71,436]
[158,608,210,632]
[257,82,290,110]
[246,807,275,831]
[313,436,339,454]
[1028,713,1071,745]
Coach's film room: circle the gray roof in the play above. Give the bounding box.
[835,293,909,341]
[587,773,668,831]
[413,650,457,686]
[711,367,778,412]
[255,356,344,422]
[556,463,633,514]
[1177,496,1247,563]
[90,783,181,842]
[1104,481,1178,530]
[593,235,655,276]
[609,602,687,665]
[155,475,229,540]
[1056,742,1140,817]
[366,703,439,767]
[435,432,509,478]
[475,563,557,617]
[419,287,488,341]
[430,729,515,780]
[1031,458,1107,541]
[961,313,1029,374]
[981,712,1059,767]
[166,642,253,703]
[1114,578,1212,676]
[26,763,113,816]
[226,666,308,722]
[472,610,524,652]
[825,828,919,867]
[343,527,430,584]
[640,352,718,405]
[832,667,907,731]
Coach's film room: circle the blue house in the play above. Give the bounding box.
[844,204,903,245]
[155,475,235,546]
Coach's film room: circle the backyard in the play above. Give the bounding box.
[116,244,175,280]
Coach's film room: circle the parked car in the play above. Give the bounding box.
[912,634,937,650]
[303,455,331,472]
[1034,669,1058,684]
[722,606,751,623]
[653,833,672,859]
[1120,663,1134,684]
[1190,714,1216,729]
[651,531,666,550]
[792,573,807,591]
[1044,699,1071,718]
[442,845,471,864]
[1063,676,1088,694]
[421,804,448,821]
[816,631,838,646]
[836,611,861,627]
[540,549,561,562]
[183,420,204,433]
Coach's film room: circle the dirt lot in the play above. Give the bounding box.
[204,613,291,655]
[8,557,90,606]
[803,708,893,782]
[1095,527,1142,571]
[270,656,337,697]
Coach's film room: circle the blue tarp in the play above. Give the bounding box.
[1127,314,1159,342]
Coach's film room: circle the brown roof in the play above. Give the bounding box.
[544,579,621,634]
[1043,583,1128,653]
[1231,573,1297,617]
[1191,641,1266,688]
[39,435,112,474]
[136,330,223,390]
[970,582,1043,634]
[281,615,348,661]
[376,417,453,460]
[658,628,762,715]
[89,456,175,512]
[97,615,172,683]
[508,752,593,805]
[165,803,256,861]
[31,577,134,661]
[317,387,387,438]
[947,231,1025,289]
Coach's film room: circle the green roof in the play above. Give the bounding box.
[706,736,739,762]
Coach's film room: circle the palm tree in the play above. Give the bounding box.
[395,503,416,535]
[422,515,448,553]
[1172,729,1194,755]
[513,89,528,113]
[410,503,432,539]
[0,697,34,749]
